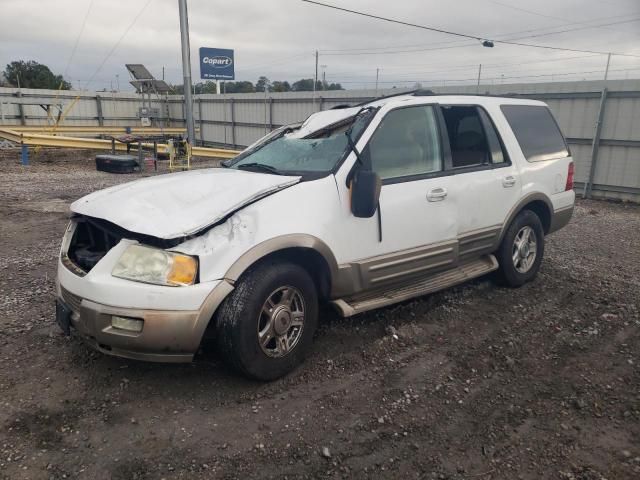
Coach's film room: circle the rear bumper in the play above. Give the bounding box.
[58,280,234,363]
[548,204,574,234]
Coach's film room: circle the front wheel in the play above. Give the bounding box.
[215,260,318,381]
[496,209,545,287]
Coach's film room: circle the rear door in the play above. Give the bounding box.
[438,104,521,261]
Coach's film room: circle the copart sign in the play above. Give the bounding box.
[199,48,235,80]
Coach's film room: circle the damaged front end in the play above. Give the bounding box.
[62,215,176,277]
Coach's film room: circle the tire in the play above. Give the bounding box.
[215,260,318,381]
[496,209,545,287]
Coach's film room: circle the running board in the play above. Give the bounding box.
[331,254,498,317]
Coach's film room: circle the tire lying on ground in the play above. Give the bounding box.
[95,154,141,174]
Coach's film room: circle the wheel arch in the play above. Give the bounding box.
[224,234,339,301]
[499,193,553,244]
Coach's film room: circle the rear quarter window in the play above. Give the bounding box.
[500,105,569,162]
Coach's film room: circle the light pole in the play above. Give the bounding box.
[313,50,319,110]
[603,52,612,81]
[178,0,196,145]
[321,64,327,90]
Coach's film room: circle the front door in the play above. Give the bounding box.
[336,104,458,290]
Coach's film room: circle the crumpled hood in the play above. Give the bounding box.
[71,168,300,239]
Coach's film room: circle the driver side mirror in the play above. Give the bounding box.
[351,170,381,218]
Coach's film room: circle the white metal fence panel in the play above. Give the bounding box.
[1,79,639,201]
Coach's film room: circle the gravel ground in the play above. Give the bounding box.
[0,152,639,480]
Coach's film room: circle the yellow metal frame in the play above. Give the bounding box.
[0,127,239,160]
[9,126,197,135]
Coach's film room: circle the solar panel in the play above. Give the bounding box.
[126,64,154,80]
[153,80,171,93]
[130,80,172,94]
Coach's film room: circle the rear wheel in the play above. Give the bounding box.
[496,209,544,287]
[215,260,318,381]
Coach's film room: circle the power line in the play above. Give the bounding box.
[508,18,640,42]
[326,54,602,77]
[238,53,312,72]
[63,0,95,77]
[488,0,572,24]
[301,0,640,58]
[319,17,640,56]
[318,17,640,56]
[83,0,154,89]
[302,0,485,42]
[332,66,640,86]
[320,12,636,54]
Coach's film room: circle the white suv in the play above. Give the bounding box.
[56,93,575,380]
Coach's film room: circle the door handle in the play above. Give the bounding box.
[427,187,447,202]
[502,175,516,188]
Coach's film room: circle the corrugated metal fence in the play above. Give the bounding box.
[1,79,639,201]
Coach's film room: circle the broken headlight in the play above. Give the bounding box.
[112,245,197,286]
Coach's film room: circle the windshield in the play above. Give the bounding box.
[230,108,375,175]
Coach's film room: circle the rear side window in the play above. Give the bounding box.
[440,105,508,168]
[441,106,489,168]
[501,105,569,162]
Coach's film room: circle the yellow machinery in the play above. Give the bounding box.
[168,137,192,171]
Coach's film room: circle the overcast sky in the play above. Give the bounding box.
[1,0,639,91]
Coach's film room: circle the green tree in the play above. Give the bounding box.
[3,60,71,89]
[221,81,255,93]
[291,78,317,91]
[255,76,270,92]
[271,81,291,92]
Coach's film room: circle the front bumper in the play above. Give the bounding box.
[57,279,234,363]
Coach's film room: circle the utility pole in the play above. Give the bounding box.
[178,0,196,145]
[476,64,482,94]
[603,52,612,82]
[375,68,379,97]
[264,80,269,135]
[162,66,165,81]
[116,74,120,92]
[313,50,318,110]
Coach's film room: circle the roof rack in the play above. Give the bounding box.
[411,89,435,96]
[412,91,525,98]
[354,89,419,106]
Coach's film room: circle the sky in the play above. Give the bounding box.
[1,0,639,91]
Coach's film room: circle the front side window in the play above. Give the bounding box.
[365,105,442,180]
[500,105,569,162]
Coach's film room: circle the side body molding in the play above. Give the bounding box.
[220,193,560,304]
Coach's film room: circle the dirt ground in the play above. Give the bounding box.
[0,151,639,480]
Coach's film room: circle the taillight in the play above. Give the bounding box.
[565,162,574,191]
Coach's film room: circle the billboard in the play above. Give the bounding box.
[199,48,235,80]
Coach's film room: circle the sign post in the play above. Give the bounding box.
[199,48,235,94]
